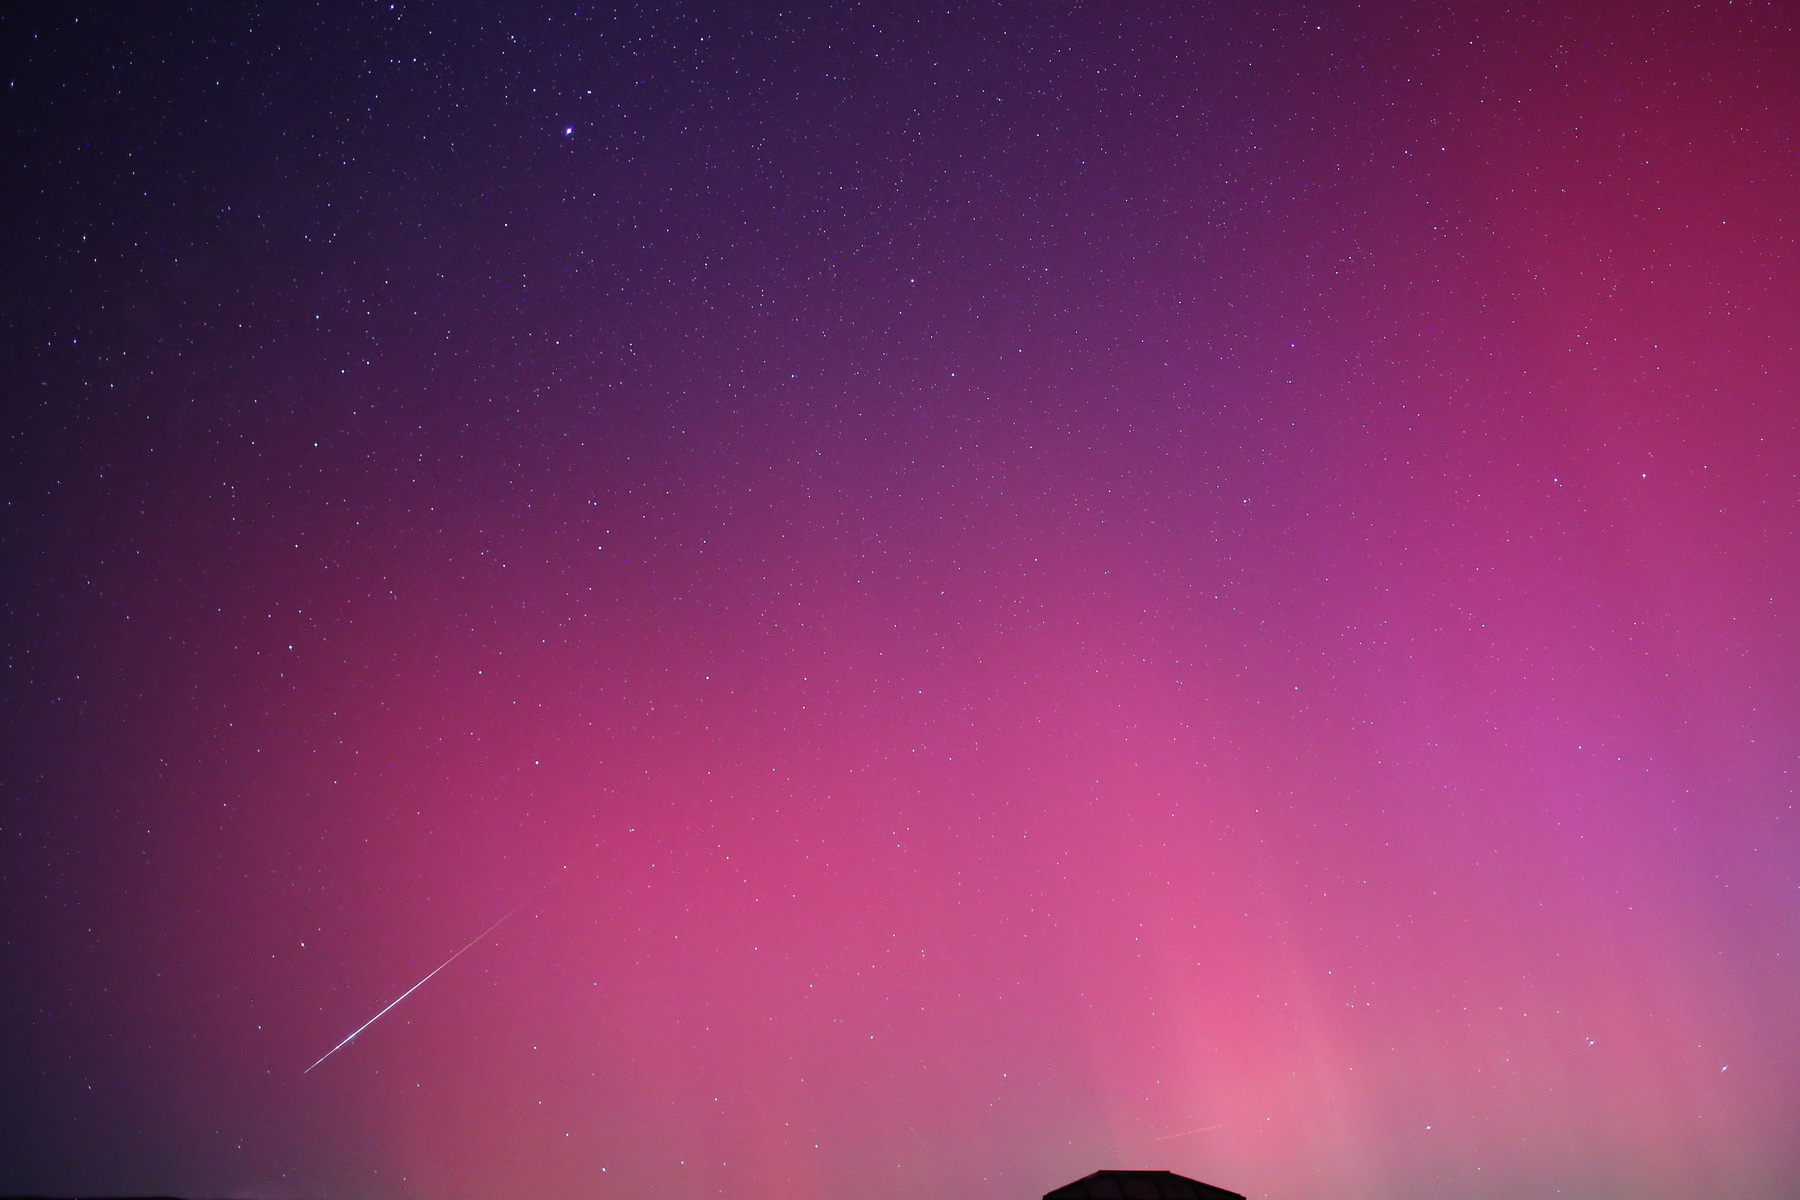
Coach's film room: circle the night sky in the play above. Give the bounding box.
[4,3,1800,1199]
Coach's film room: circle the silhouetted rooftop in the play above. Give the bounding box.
[1045,1169,1246,1200]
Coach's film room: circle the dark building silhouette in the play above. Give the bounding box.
[1046,1170,1246,1200]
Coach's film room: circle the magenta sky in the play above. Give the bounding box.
[4,4,1798,1200]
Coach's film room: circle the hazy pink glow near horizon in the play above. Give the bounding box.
[4,4,1798,1200]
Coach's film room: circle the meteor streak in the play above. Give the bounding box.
[304,885,548,1074]
[1153,1124,1226,1141]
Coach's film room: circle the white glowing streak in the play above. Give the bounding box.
[304,895,536,1074]
[1153,1124,1226,1141]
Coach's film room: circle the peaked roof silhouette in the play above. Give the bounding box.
[1044,1169,1247,1200]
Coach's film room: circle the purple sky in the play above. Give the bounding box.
[4,3,1799,1199]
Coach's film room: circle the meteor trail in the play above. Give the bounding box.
[304,885,548,1074]
[1153,1125,1226,1141]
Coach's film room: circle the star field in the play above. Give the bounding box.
[4,4,1800,1200]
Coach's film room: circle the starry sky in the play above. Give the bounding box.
[4,3,1799,1199]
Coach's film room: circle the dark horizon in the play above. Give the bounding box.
[0,1168,1251,1200]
